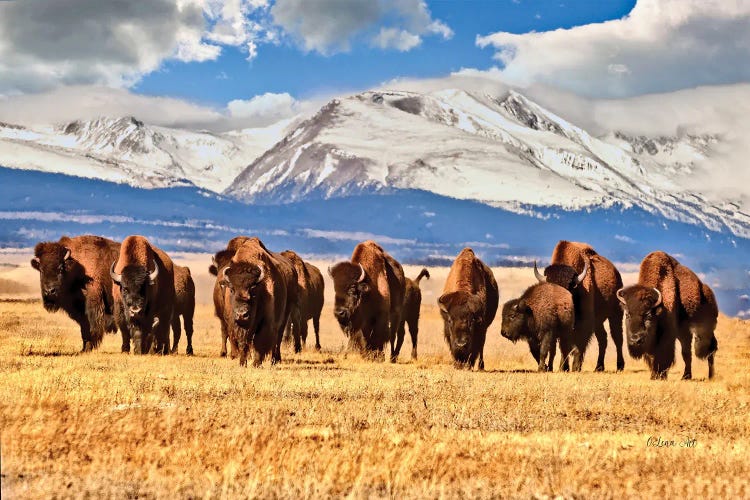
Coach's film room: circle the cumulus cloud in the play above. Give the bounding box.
[475,0,750,97]
[271,0,452,54]
[0,0,271,94]
[227,92,299,124]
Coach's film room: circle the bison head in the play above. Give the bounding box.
[328,262,369,335]
[617,285,663,358]
[209,249,235,276]
[221,261,266,329]
[534,259,587,292]
[110,261,158,323]
[438,291,484,364]
[500,298,532,343]
[31,242,78,311]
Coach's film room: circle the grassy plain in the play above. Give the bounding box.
[1,253,748,498]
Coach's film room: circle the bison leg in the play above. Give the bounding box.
[220,320,229,357]
[117,315,131,353]
[678,330,693,380]
[393,321,406,361]
[408,315,419,360]
[707,351,715,379]
[299,318,309,350]
[527,339,541,365]
[184,311,194,356]
[388,313,402,363]
[312,314,321,351]
[171,314,181,354]
[608,305,625,371]
[538,333,553,372]
[594,323,607,372]
[547,339,556,372]
[558,337,573,372]
[79,322,93,353]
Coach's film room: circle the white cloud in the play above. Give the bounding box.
[475,0,750,97]
[0,0,271,94]
[271,0,451,54]
[372,28,422,51]
[227,92,299,124]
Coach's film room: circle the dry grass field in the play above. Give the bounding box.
[1,253,749,498]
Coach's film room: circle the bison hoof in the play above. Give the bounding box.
[595,365,605,372]
[681,372,692,380]
[220,350,227,357]
[315,344,321,351]
[81,341,93,352]
[186,347,194,356]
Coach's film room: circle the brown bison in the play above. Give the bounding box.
[210,248,237,358]
[31,235,120,351]
[617,251,718,380]
[394,268,429,360]
[438,248,498,370]
[329,240,406,362]
[171,265,195,355]
[220,237,298,367]
[110,235,175,355]
[501,282,575,372]
[535,241,625,372]
[281,250,325,352]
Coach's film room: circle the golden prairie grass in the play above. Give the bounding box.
[0,255,749,499]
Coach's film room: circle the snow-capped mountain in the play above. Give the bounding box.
[224,89,750,238]
[0,116,291,192]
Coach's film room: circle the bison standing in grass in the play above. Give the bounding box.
[171,265,195,355]
[281,250,325,352]
[501,283,575,372]
[31,235,121,352]
[438,248,498,370]
[536,241,625,372]
[394,268,429,361]
[220,238,298,367]
[617,251,718,380]
[329,240,406,362]
[110,235,175,355]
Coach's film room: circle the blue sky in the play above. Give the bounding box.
[134,1,637,106]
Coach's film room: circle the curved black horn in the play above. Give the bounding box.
[533,260,545,283]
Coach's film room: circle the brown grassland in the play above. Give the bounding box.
[1,253,749,499]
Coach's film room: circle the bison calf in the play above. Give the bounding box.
[281,250,325,352]
[394,268,429,360]
[501,282,575,372]
[171,265,195,355]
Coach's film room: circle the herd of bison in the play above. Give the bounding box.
[29,234,718,380]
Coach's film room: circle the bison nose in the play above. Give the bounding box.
[44,286,59,296]
[129,306,141,316]
[235,311,250,322]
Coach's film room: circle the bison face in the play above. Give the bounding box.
[329,262,369,335]
[222,262,265,329]
[500,298,531,342]
[617,285,663,358]
[111,263,158,324]
[535,261,587,293]
[438,291,483,363]
[31,243,75,311]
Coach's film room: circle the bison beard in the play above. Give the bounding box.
[31,236,120,352]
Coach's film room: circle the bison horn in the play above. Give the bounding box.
[152,317,160,328]
[652,288,662,308]
[576,259,589,285]
[256,263,266,283]
[616,288,626,305]
[149,261,159,285]
[357,263,367,283]
[110,263,122,285]
[63,248,72,261]
[533,260,545,283]
[211,255,217,266]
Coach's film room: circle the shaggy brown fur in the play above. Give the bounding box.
[31,235,120,351]
[210,248,237,358]
[500,282,575,372]
[438,248,498,370]
[329,241,406,361]
[281,250,325,352]
[221,238,298,367]
[112,236,175,355]
[547,240,624,372]
[171,265,195,355]
[618,251,718,380]
[394,268,429,360]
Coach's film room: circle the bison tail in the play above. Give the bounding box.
[415,268,430,285]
